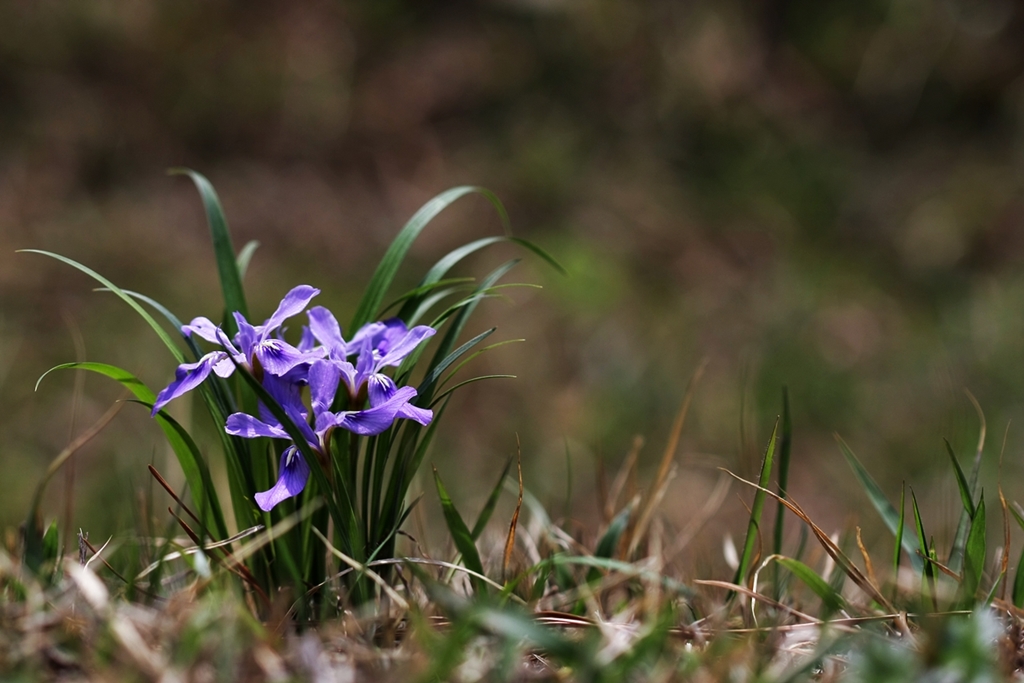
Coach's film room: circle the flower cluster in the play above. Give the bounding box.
[151,285,436,511]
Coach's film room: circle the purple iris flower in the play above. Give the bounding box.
[227,360,432,511]
[314,360,433,436]
[151,285,322,414]
[307,307,436,404]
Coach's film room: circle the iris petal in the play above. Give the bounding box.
[151,352,226,415]
[225,413,289,439]
[182,317,222,344]
[264,285,320,333]
[254,447,310,511]
[328,385,424,435]
[367,374,398,406]
[234,313,258,357]
[307,306,346,356]
[254,339,312,376]
[398,402,433,426]
[377,325,436,369]
[309,360,341,416]
[331,404,402,436]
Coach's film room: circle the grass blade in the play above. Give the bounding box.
[471,456,514,540]
[946,438,976,574]
[733,418,779,587]
[893,481,906,598]
[351,187,509,331]
[433,467,487,595]
[236,240,260,280]
[910,487,936,607]
[170,169,250,329]
[775,556,845,615]
[418,328,496,399]
[1013,545,1024,608]
[773,387,792,558]
[837,436,922,572]
[946,438,975,519]
[596,506,631,560]
[962,494,986,604]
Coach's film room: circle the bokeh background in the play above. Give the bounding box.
[3,0,1024,573]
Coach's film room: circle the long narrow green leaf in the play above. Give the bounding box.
[772,387,792,601]
[236,240,260,280]
[946,438,976,574]
[384,278,476,317]
[595,506,631,560]
[418,259,520,405]
[775,557,845,614]
[506,236,566,275]
[734,419,779,587]
[421,237,506,284]
[946,439,975,520]
[773,387,792,558]
[962,495,986,604]
[36,362,227,540]
[1012,545,1024,608]
[406,287,470,327]
[429,375,517,408]
[587,505,631,585]
[433,467,487,595]
[418,328,496,399]
[436,339,524,393]
[378,399,451,538]
[170,169,250,328]
[351,187,509,331]
[893,482,906,594]
[394,235,564,323]
[19,251,183,363]
[910,488,936,605]
[471,457,514,540]
[1010,503,1024,532]
[837,436,923,572]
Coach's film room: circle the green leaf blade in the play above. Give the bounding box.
[838,436,923,572]
[351,187,509,331]
[775,556,845,615]
[962,495,987,604]
[170,168,250,329]
[734,419,779,587]
[433,467,487,595]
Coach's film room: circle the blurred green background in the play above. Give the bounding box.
[3,0,1024,571]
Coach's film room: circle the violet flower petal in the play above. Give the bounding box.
[308,360,341,416]
[376,325,436,369]
[326,385,423,436]
[298,325,316,353]
[233,313,258,357]
[254,447,310,511]
[263,285,320,333]
[307,306,346,356]
[397,402,433,426]
[225,413,289,439]
[367,374,399,406]
[182,317,222,345]
[151,352,226,415]
[253,338,313,376]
